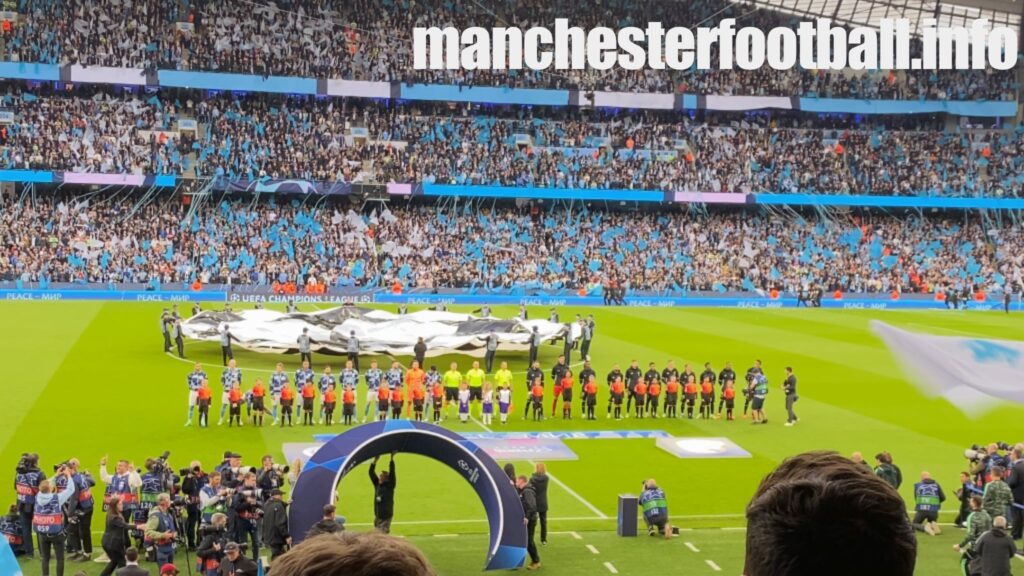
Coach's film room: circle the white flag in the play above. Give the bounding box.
[871,321,1024,417]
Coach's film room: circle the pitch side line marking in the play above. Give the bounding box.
[706,559,722,572]
[586,544,600,554]
[685,542,700,553]
[603,562,619,574]
[471,415,610,520]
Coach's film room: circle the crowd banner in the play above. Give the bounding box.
[754,193,1024,210]
[703,95,795,112]
[59,173,177,187]
[325,78,391,98]
[399,84,571,106]
[577,91,675,110]
[674,191,750,204]
[798,97,1017,117]
[68,64,148,86]
[157,70,318,95]
[210,177,351,195]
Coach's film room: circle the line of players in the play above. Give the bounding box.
[184,355,776,428]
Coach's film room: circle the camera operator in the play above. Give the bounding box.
[972,443,1010,486]
[14,452,45,560]
[219,542,258,576]
[639,478,675,538]
[144,493,178,566]
[229,473,261,560]
[261,489,290,560]
[34,465,76,576]
[99,496,131,576]
[215,452,244,488]
[57,459,95,561]
[179,461,207,550]
[256,456,288,503]
[196,513,229,576]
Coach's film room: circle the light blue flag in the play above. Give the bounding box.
[0,540,23,576]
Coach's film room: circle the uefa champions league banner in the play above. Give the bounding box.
[210,177,352,195]
[872,321,1024,416]
[291,420,528,570]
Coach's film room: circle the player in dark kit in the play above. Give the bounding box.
[605,364,623,417]
[683,376,697,419]
[624,360,642,417]
[661,361,679,387]
[664,376,679,418]
[716,361,737,418]
[644,363,660,387]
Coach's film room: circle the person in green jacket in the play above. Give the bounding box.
[982,466,1013,520]
[954,495,992,576]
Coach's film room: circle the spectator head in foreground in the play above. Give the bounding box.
[272,531,435,576]
[744,451,915,576]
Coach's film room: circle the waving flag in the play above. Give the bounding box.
[872,321,1024,417]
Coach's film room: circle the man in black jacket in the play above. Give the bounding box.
[305,504,344,539]
[218,542,258,576]
[972,516,1016,576]
[517,476,540,570]
[261,489,290,560]
[369,454,396,534]
[530,464,550,546]
[1006,444,1024,540]
[196,513,228,576]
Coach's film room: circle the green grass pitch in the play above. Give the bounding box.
[2,302,1022,575]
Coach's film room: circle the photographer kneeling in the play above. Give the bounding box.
[639,479,676,538]
[196,513,229,576]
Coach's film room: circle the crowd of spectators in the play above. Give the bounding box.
[0,83,1021,197]
[0,0,1017,100]
[1,192,1021,297]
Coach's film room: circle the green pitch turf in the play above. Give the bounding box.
[2,302,1022,576]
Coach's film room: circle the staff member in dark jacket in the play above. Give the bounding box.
[261,489,290,560]
[305,505,344,538]
[414,338,427,369]
[516,475,541,570]
[972,516,1016,576]
[530,463,550,546]
[99,497,131,576]
[1006,444,1024,540]
[369,453,396,533]
[196,513,229,576]
[218,542,258,576]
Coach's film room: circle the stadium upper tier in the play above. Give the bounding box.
[1,193,1021,296]
[1,85,1021,199]
[0,0,1018,102]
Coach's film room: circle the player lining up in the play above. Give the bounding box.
[364,361,383,423]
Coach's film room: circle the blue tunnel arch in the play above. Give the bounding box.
[289,420,528,571]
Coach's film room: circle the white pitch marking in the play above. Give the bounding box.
[603,562,619,574]
[721,527,746,531]
[685,542,700,553]
[569,531,583,540]
[433,534,459,538]
[586,544,600,554]
[706,560,722,572]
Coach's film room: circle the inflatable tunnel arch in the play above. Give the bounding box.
[288,420,528,571]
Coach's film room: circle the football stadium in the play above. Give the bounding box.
[0,0,1023,575]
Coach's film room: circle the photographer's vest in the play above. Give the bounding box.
[14,470,42,505]
[140,473,162,507]
[914,481,942,513]
[145,508,175,553]
[73,474,94,510]
[106,473,138,509]
[1,516,23,546]
[201,486,226,522]
[640,488,668,522]
[32,495,63,535]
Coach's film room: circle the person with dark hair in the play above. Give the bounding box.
[954,471,974,528]
[218,542,258,575]
[744,451,916,576]
[530,464,550,546]
[983,466,1013,521]
[261,489,290,560]
[972,516,1016,576]
[955,495,993,575]
[306,505,345,538]
[369,453,397,533]
[782,367,798,426]
[35,468,77,576]
[1007,444,1024,539]
[272,531,434,576]
[99,497,131,576]
[516,475,541,570]
[874,452,902,489]
[115,547,149,576]
[503,463,516,484]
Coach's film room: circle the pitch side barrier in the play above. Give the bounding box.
[0,288,1013,311]
[0,62,1015,117]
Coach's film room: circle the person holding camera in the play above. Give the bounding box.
[199,472,229,525]
[14,452,45,559]
[261,489,290,560]
[230,473,261,560]
[34,466,76,576]
[179,461,207,550]
[99,497,132,576]
[196,513,229,576]
[640,479,674,538]
[256,456,287,503]
[62,459,96,561]
[218,541,259,576]
[144,493,178,566]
